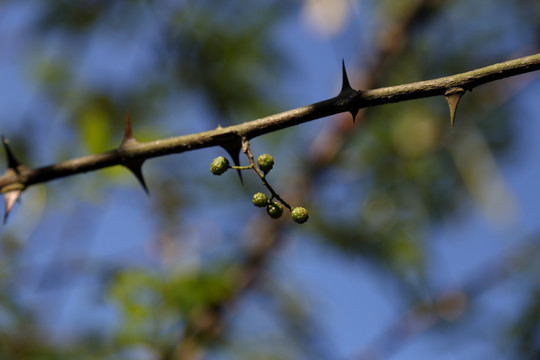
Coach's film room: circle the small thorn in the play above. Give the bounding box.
[218,134,245,185]
[349,109,359,123]
[220,144,243,185]
[340,59,353,93]
[3,189,22,224]
[1,136,22,172]
[124,160,149,195]
[121,112,136,146]
[340,61,359,123]
[445,87,465,129]
[119,114,148,193]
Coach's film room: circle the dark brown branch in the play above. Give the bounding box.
[1,54,540,193]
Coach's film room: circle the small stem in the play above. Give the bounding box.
[2,54,539,192]
[241,138,292,211]
[230,165,253,170]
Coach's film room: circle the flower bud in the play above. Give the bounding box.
[266,201,283,219]
[257,154,274,174]
[210,156,229,175]
[291,207,309,224]
[252,192,269,207]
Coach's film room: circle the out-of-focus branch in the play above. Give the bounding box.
[168,1,472,358]
[169,219,284,360]
[354,235,540,360]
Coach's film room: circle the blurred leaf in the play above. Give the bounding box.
[79,98,114,153]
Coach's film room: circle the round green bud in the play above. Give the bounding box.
[291,207,309,224]
[266,201,283,219]
[210,156,229,175]
[257,154,274,174]
[252,192,269,207]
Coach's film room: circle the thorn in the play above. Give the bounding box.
[349,109,359,123]
[223,145,244,184]
[221,134,245,184]
[119,114,148,194]
[1,136,22,172]
[218,133,244,184]
[121,112,136,146]
[445,87,465,129]
[124,160,149,195]
[340,60,359,123]
[340,59,353,93]
[3,189,22,224]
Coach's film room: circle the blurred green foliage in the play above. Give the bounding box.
[109,267,236,344]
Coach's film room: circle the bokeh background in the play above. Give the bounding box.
[1,1,540,359]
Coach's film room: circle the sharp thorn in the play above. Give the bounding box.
[3,189,22,224]
[445,88,465,129]
[124,161,150,195]
[229,149,244,185]
[341,59,354,93]
[121,112,136,146]
[222,145,244,185]
[350,109,359,123]
[1,136,22,172]
[340,60,359,123]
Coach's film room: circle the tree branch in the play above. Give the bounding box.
[1,54,539,197]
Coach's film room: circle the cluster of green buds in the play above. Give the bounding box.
[210,153,309,224]
[252,192,308,223]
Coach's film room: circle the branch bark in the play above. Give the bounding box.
[1,53,540,195]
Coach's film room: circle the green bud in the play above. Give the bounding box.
[210,156,229,175]
[266,201,283,219]
[257,154,274,174]
[252,192,269,207]
[291,207,309,224]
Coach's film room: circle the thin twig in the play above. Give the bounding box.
[241,137,291,210]
[1,54,539,193]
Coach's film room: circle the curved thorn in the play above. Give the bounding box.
[445,88,465,129]
[340,59,353,93]
[349,109,359,123]
[223,145,244,185]
[218,133,245,185]
[3,189,22,224]
[1,136,22,172]
[340,60,359,123]
[125,160,149,195]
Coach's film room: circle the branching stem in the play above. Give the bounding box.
[1,54,540,193]
[241,138,291,210]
